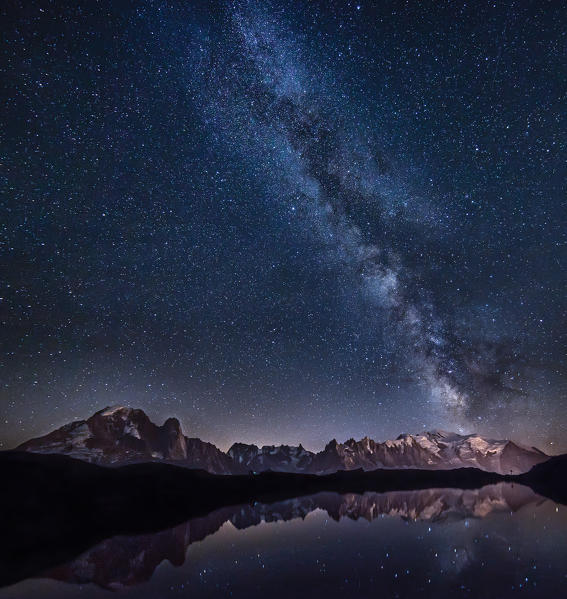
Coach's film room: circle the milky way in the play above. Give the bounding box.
[197,2,560,429]
[1,0,565,450]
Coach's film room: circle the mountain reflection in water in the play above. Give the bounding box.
[42,483,544,590]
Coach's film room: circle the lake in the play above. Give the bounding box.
[3,483,566,598]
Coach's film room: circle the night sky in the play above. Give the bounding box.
[2,0,566,452]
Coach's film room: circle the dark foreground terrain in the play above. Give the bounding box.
[0,450,565,589]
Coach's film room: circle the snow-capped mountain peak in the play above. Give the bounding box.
[17,406,234,473]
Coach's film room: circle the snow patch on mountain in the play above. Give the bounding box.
[99,406,128,417]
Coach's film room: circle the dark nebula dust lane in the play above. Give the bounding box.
[1,0,566,451]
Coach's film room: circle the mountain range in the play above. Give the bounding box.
[16,405,549,475]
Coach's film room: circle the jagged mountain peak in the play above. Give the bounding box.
[163,417,182,432]
[18,406,233,474]
[228,442,258,451]
[228,441,315,472]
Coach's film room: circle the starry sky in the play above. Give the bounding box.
[1,0,566,452]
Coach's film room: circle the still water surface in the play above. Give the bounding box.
[4,483,567,598]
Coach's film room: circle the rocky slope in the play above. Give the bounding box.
[17,406,234,474]
[16,407,548,475]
